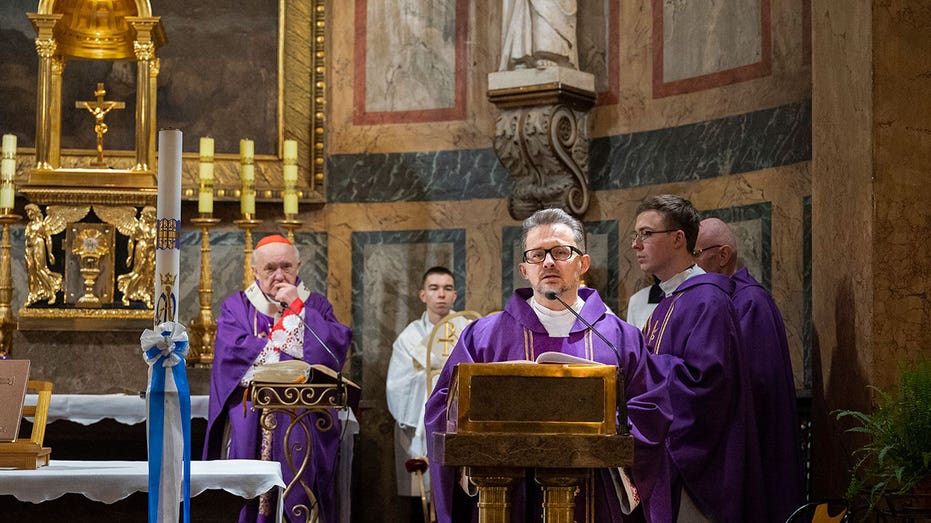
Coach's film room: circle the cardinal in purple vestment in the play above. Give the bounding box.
[203,235,352,523]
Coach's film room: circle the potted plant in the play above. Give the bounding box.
[835,358,931,519]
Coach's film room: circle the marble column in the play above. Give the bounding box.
[811,0,931,499]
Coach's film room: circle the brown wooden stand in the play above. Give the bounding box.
[0,380,52,469]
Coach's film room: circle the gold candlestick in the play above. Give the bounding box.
[187,215,221,367]
[234,214,263,290]
[275,214,303,244]
[0,212,21,358]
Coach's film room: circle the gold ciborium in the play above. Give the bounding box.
[71,228,111,308]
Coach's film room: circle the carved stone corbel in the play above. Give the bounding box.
[489,67,596,220]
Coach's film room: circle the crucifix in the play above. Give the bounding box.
[75,83,125,167]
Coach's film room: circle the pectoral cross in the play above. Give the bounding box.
[75,83,125,167]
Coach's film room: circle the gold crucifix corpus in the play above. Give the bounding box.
[75,83,125,167]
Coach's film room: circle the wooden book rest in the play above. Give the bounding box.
[0,380,53,469]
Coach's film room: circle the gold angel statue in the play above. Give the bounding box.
[24,203,91,306]
[95,205,157,307]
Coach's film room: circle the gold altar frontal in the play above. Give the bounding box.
[437,362,633,523]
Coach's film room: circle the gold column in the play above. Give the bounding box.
[468,467,521,523]
[126,17,161,173]
[188,215,220,367]
[535,469,587,523]
[49,57,63,169]
[27,14,62,172]
[235,215,263,290]
[0,213,21,358]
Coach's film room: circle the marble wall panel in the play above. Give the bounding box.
[348,228,465,523]
[329,102,811,204]
[655,0,771,96]
[355,0,466,123]
[577,0,619,102]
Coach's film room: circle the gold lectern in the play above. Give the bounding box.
[250,366,360,523]
[434,362,633,523]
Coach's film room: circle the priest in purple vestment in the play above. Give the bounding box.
[695,217,805,521]
[633,195,765,522]
[204,234,352,523]
[425,208,680,522]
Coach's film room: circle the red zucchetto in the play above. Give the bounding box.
[255,234,292,249]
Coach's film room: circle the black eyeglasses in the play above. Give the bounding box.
[693,244,722,256]
[630,229,679,243]
[522,245,583,264]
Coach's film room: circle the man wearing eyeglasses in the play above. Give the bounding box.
[695,217,804,522]
[632,195,765,522]
[425,207,678,522]
[204,234,352,523]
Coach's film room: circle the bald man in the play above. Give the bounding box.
[695,218,805,521]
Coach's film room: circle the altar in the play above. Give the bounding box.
[12,393,359,522]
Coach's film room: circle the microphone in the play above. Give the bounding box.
[543,290,628,434]
[262,291,346,407]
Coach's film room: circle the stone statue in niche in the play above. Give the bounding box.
[500,0,579,70]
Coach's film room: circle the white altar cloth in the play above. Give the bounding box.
[0,459,283,504]
[24,393,209,425]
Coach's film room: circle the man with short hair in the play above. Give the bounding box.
[695,217,804,521]
[425,208,676,522]
[204,234,352,523]
[632,195,764,521]
[386,266,470,520]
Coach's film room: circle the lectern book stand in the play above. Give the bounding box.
[434,361,634,523]
[0,360,52,469]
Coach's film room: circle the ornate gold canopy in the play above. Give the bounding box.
[18,0,165,330]
[26,0,166,202]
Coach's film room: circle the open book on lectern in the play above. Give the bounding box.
[253,360,360,413]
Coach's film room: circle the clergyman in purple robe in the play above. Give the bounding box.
[425,208,680,522]
[203,234,352,523]
[696,217,805,521]
[634,195,766,522]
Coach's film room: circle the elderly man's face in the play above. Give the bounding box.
[518,223,589,299]
[252,242,300,294]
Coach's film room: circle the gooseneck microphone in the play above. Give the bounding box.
[543,290,628,433]
[262,291,345,406]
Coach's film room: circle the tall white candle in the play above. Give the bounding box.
[155,129,182,326]
[240,138,255,215]
[198,137,214,214]
[1,134,17,210]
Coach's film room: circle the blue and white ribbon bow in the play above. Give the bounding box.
[141,321,191,523]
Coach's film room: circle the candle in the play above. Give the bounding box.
[1,134,17,210]
[198,137,214,214]
[283,139,297,161]
[283,189,298,215]
[240,138,255,215]
[155,129,182,325]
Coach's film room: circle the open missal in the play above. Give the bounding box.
[0,359,30,442]
[253,360,360,413]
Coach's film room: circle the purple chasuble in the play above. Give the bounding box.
[425,288,677,523]
[732,268,804,521]
[204,283,352,523]
[642,272,766,522]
